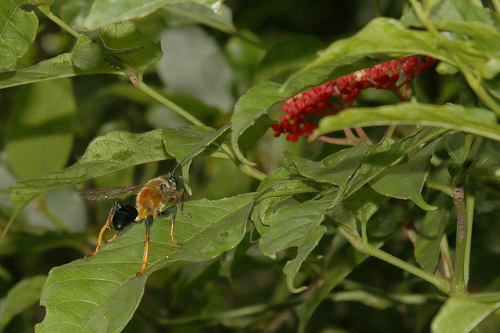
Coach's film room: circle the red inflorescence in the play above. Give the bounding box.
[271,55,438,142]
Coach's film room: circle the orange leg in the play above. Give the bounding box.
[85,201,121,258]
[137,214,153,275]
[85,221,111,258]
[159,205,184,247]
[106,231,121,243]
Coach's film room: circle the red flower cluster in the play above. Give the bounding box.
[271,55,438,142]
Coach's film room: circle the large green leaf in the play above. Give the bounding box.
[316,102,500,141]
[432,295,500,333]
[0,53,119,90]
[36,193,253,333]
[0,0,49,69]
[82,0,223,30]
[8,126,221,226]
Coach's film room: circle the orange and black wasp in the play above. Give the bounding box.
[81,147,204,275]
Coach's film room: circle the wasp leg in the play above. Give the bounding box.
[85,201,122,258]
[175,189,191,217]
[137,214,153,275]
[106,231,121,243]
[159,205,184,247]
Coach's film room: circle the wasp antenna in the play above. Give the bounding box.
[171,145,208,174]
[178,175,190,187]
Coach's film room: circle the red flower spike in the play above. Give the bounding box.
[271,55,438,142]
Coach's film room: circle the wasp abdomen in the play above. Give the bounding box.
[113,205,139,230]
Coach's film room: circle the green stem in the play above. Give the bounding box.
[219,143,266,180]
[136,81,204,126]
[463,183,475,287]
[337,225,450,294]
[38,6,82,39]
[451,185,467,294]
[426,180,454,197]
[449,134,475,295]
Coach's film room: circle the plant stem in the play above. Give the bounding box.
[337,225,450,294]
[136,81,204,126]
[464,183,475,287]
[38,6,81,39]
[451,185,467,294]
[449,134,475,294]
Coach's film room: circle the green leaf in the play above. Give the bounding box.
[255,34,324,83]
[5,79,76,180]
[280,17,444,93]
[156,26,233,110]
[0,53,118,90]
[72,36,105,70]
[0,275,47,332]
[432,295,500,333]
[297,246,370,333]
[445,132,467,164]
[0,0,47,69]
[163,124,229,190]
[9,130,170,216]
[316,102,500,142]
[468,139,500,180]
[415,209,449,273]
[164,3,236,33]
[259,194,337,293]
[283,143,367,193]
[99,21,163,72]
[231,81,292,165]
[82,0,222,31]
[36,193,253,333]
[370,140,439,211]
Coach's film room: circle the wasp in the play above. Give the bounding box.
[81,147,205,275]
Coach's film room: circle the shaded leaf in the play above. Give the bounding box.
[297,245,370,333]
[255,34,324,83]
[432,295,500,333]
[0,275,47,332]
[415,209,449,273]
[468,139,500,180]
[370,140,439,211]
[5,79,75,180]
[36,194,253,333]
[445,131,467,164]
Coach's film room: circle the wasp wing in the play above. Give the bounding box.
[80,185,144,200]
